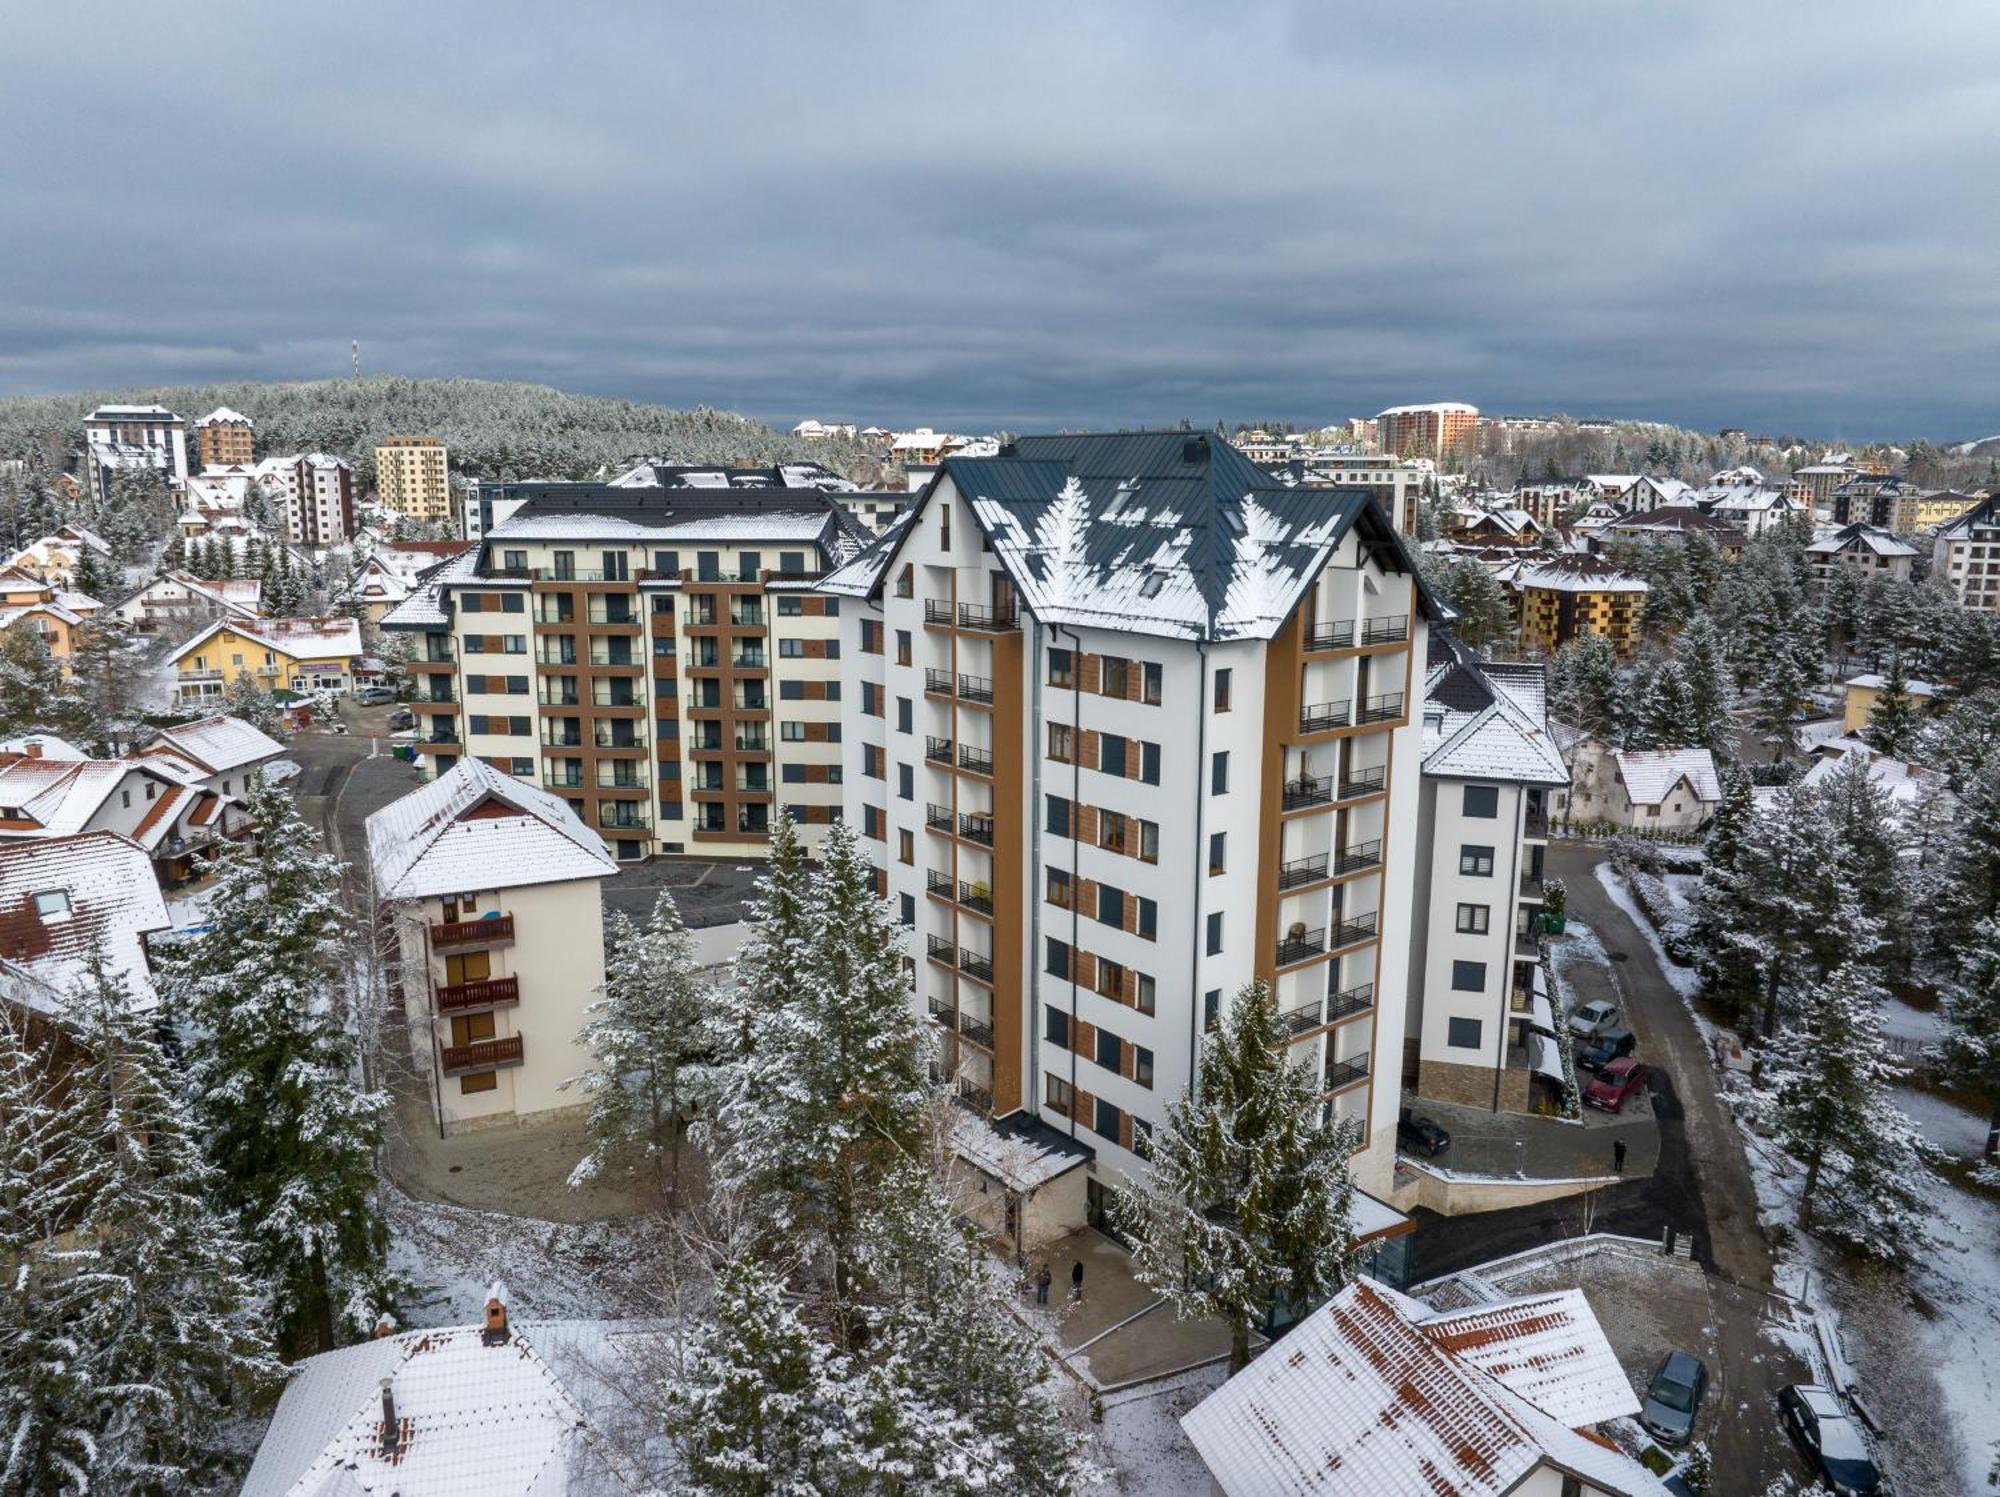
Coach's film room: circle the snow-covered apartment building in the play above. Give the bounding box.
[820,432,1440,1225]
[1932,494,2000,612]
[382,482,868,862]
[81,404,189,502]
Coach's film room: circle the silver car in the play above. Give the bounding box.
[1639,1351,1707,1445]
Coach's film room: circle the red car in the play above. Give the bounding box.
[1584,1056,1646,1113]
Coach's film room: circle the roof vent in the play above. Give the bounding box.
[1183,435,1208,465]
[998,441,1017,459]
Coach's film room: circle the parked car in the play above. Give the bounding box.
[1639,1351,1708,1445]
[1577,1027,1636,1073]
[354,685,397,706]
[1567,999,1622,1038]
[1397,1114,1450,1157]
[258,759,301,785]
[1778,1385,1881,1495]
[387,708,416,731]
[1584,1056,1647,1113]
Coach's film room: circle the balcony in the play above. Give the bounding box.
[440,1034,526,1076]
[731,652,768,671]
[958,948,994,984]
[957,811,994,846]
[419,685,459,704]
[1326,981,1375,1023]
[1360,614,1410,646]
[1278,852,1329,890]
[1338,765,1388,800]
[925,735,954,765]
[955,1077,993,1113]
[541,731,584,748]
[926,934,958,967]
[957,673,994,705]
[538,690,580,708]
[421,729,462,745]
[925,803,955,835]
[923,599,955,627]
[592,730,648,751]
[1331,912,1379,949]
[956,601,1018,632]
[432,914,515,949]
[1523,802,1550,838]
[1299,700,1351,734]
[1324,1056,1369,1092]
[1305,620,1355,651]
[1332,840,1383,876]
[957,744,994,777]
[927,995,955,1026]
[1519,872,1546,903]
[924,668,955,697]
[958,1012,995,1049]
[1515,929,1543,961]
[1279,998,1325,1038]
[1276,927,1326,967]
[1282,774,1334,811]
[957,880,993,916]
[435,975,520,1014]
[543,770,585,790]
[1356,693,1405,726]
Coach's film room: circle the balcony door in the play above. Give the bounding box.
[445,951,490,986]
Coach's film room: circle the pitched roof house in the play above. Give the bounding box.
[1558,742,1720,832]
[0,832,171,1011]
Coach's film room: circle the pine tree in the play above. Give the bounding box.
[154,778,389,1356]
[58,957,279,1491]
[1865,652,1918,757]
[1941,919,2000,1161]
[1751,642,1810,762]
[1550,632,1621,740]
[1678,616,1733,757]
[1937,754,2000,955]
[0,628,93,744]
[1115,981,1359,1372]
[566,892,717,1200]
[1634,658,1698,750]
[726,813,813,1058]
[1754,963,1935,1263]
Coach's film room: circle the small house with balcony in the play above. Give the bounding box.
[168,615,363,702]
[366,757,617,1134]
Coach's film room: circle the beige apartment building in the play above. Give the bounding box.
[375,435,452,525]
[194,407,255,467]
[367,757,617,1133]
[381,483,865,861]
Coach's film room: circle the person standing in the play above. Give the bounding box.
[1035,1264,1052,1305]
[1613,1138,1628,1174]
[1070,1259,1085,1302]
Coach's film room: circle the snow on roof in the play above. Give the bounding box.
[1842,672,1938,697]
[381,548,480,631]
[1376,401,1478,416]
[87,403,179,420]
[366,758,617,900]
[0,759,170,837]
[196,406,253,426]
[1422,637,1570,786]
[151,715,286,775]
[173,614,362,663]
[1515,554,1649,594]
[487,509,835,542]
[1801,744,1947,808]
[1179,1281,1668,1497]
[1805,525,1918,558]
[1417,1290,1639,1427]
[240,1319,661,1497]
[1613,749,1721,805]
[0,832,170,1012]
[950,1108,1092,1192]
[0,734,86,761]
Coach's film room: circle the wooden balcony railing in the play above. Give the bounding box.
[440,1034,525,1075]
[435,975,520,1013]
[431,914,514,948]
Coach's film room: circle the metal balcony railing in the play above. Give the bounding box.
[958,948,994,983]
[1300,700,1351,733]
[1331,912,1379,948]
[957,812,995,846]
[927,996,955,1025]
[1283,774,1333,810]
[958,1013,995,1049]
[1333,840,1383,875]
[925,668,955,695]
[1325,1056,1369,1091]
[1279,998,1324,1037]
[957,602,1018,631]
[1276,928,1326,967]
[926,934,956,966]
[1339,765,1388,799]
[957,881,994,916]
[1356,693,1405,725]
[957,744,994,776]
[956,1077,993,1112]
[1306,620,1355,651]
[958,672,994,704]
[1360,614,1409,646]
[925,803,955,835]
[1326,982,1375,1022]
[1278,853,1329,890]
[923,599,955,626]
[925,735,954,764]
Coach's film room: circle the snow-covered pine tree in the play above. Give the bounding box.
[1865,652,1918,758]
[1688,768,1762,1014]
[1936,752,2000,955]
[1678,616,1733,757]
[0,627,93,744]
[1754,962,1935,1264]
[1634,658,1698,750]
[566,891,718,1200]
[854,1164,1092,1494]
[1549,632,1620,740]
[724,811,813,1058]
[154,777,389,1356]
[662,1256,868,1497]
[1115,980,1359,1372]
[1941,917,2000,1161]
[58,956,279,1490]
[1750,640,1810,762]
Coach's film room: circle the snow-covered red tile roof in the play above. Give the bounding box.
[366,758,617,900]
[1613,749,1721,806]
[1179,1281,1668,1497]
[1415,1289,1640,1428]
[0,832,170,1010]
[151,714,286,775]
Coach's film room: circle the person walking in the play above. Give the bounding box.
[1613,1138,1628,1175]
[1035,1264,1052,1305]
[1070,1259,1085,1303]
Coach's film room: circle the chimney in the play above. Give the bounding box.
[373,1312,398,1339]
[482,1280,511,1345]
[22,742,39,759]
[379,1376,400,1455]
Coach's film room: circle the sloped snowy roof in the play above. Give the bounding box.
[151,715,285,775]
[1613,749,1721,806]
[489,509,835,542]
[366,758,617,900]
[1842,671,1937,697]
[950,1109,1092,1191]
[196,407,253,426]
[172,614,363,663]
[1805,524,1919,558]
[1179,1281,1668,1497]
[381,548,481,630]
[1417,1290,1639,1427]
[0,832,170,1011]
[1422,637,1569,786]
[0,734,86,761]
[1801,744,1949,809]
[240,1318,662,1497]
[868,433,1439,643]
[1515,554,1649,594]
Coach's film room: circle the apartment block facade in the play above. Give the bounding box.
[82,403,188,501]
[823,433,1440,1215]
[254,453,355,546]
[1932,496,2000,612]
[195,407,255,467]
[1511,554,1649,657]
[381,485,865,860]
[374,435,452,525]
[1375,401,1478,460]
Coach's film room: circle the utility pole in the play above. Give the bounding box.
[352,340,361,379]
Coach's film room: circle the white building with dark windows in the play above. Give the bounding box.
[821,432,1443,1236]
[81,404,188,501]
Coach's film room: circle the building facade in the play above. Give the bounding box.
[381,484,866,862]
[823,433,1440,1218]
[374,435,452,526]
[1511,555,1648,657]
[1289,453,1429,534]
[1375,402,1478,460]
[169,615,363,701]
[81,404,188,501]
[194,407,255,467]
[1931,496,2000,612]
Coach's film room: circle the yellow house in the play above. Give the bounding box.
[170,615,363,703]
[1841,671,1939,734]
[0,566,101,669]
[1508,554,1649,658]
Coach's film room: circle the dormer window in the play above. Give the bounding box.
[33,890,70,918]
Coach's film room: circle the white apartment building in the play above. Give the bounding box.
[822,432,1442,1228]
[367,757,617,1134]
[254,453,356,546]
[1406,638,1567,1115]
[82,404,188,501]
[381,483,867,862]
[1932,495,2000,612]
[1290,453,1430,534]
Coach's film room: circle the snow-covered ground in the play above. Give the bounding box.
[1881,995,1946,1047]
[1594,864,1704,1006]
[1093,1366,1223,1496]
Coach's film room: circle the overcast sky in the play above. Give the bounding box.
[5,2,1998,440]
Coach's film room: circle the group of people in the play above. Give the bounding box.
[1029,1259,1085,1305]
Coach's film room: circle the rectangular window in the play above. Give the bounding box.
[1206,912,1223,956]
[1451,960,1487,992]
[1137,898,1157,940]
[898,893,915,927]
[1046,867,1072,908]
[897,764,913,801]
[897,698,912,733]
[1203,988,1221,1031]
[1045,1007,1070,1048]
[780,680,805,699]
[779,639,804,658]
[1095,1029,1120,1071]
[1048,723,1074,763]
[1138,819,1159,863]
[1142,661,1162,705]
[1136,973,1156,1016]
[1141,741,1160,785]
[1045,794,1071,837]
[1095,958,1124,1000]
[1455,903,1491,934]
[1459,845,1495,876]
[1048,647,1073,687]
[1134,1045,1154,1088]
[1208,831,1226,875]
[1103,657,1130,698]
[1214,666,1232,711]
[1462,784,1499,818]
[1046,937,1071,980]
[1097,884,1122,927]
[898,829,913,864]
[1211,751,1229,795]
[896,629,912,665]
[1100,733,1126,776]
[653,549,679,576]
[1046,1074,1073,1113]
[1094,1098,1121,1141]
[1447,1016,1483,1050]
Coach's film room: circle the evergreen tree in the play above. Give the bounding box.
[566,892,718,1200]
[1688,767,1761,1009]
[58,958,279,1491]
[1115,981,1358,1372]
[1549,632,1621,740]
[0,628,93,743]
[1937,754,2000,955]
[1678,616,1733,758]
[154,778,389,1356]
[67,616,145,752]
[68,546,107,603]
[1940,919,2000,1160]
[1751,641,1810,762]
[221,674,282,736]
[1865,653,1918,758]
[726,812,813,1057]
[1753,963,1935,1264]
[1422,558,1512,652]
[1634,658,1698,750]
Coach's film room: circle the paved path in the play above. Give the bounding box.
[1550,842,1773,1291]
[1410,1094,1659,1181]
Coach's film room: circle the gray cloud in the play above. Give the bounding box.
[3,0,1998,439]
